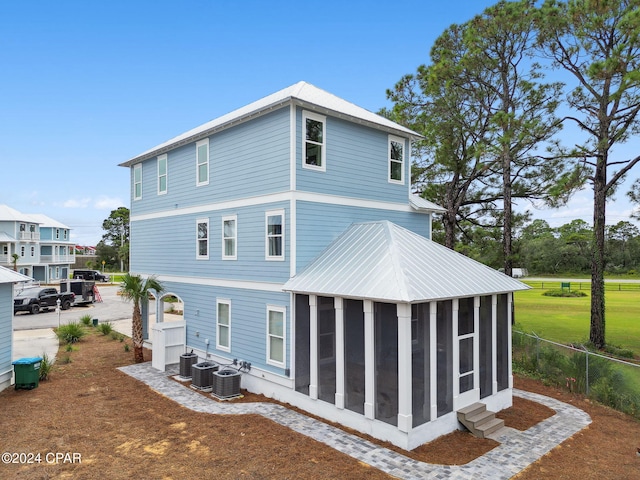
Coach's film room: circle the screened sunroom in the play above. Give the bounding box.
[284,221,529,449]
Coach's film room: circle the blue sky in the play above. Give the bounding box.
[1,0,638,245]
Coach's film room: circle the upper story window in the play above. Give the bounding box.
[222,215,237,260]
[2,246,7,255]
[196,218,209,260]
[302,111,326,171]
[217,299,231,352]
[30,246,35,257]
[55,228,60,239]
[266,210,284,261]
[388,135,405,184]
[63,229,68,240]
[20,246,25,257]
[19,224,25,232]
[133,164,142,200]
[157,154,168,195]
[196,139,209,186]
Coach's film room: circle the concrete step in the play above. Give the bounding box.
[457,402,504,439]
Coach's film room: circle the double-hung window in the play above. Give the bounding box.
[388,135,405,184]
[267,305,286,366]
[222,215,237,260]
[266,210,284,260]
[196,139,209,186]
[157,154,167,195]
[196,218,209,259]
[133,164,142,200]
[217,299,231,352]
[302,111,326,171]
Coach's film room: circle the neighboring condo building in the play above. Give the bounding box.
[0,205,75,283]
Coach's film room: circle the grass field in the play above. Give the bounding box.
[514,287,640,354]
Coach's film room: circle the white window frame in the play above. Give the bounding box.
[30,246,35,257]
[157,154,168,195]
[196,218,209,260]
[222,215,237,260]
[63,229,68,240]
[133,164,142,200]
[265,209,285,261]
[388,135,405,184]
[196,138,209,186]
[216,299,231,352]
[55,228,60,240]
[266,305,286,367]
[302,110,326,172]
[20,246,25,257]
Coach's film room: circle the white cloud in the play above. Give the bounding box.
[93,196,126,210]
[58,198,92,208]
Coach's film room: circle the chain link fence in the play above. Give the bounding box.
[513,330,640,418]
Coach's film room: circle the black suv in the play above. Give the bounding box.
[72,269,110,282]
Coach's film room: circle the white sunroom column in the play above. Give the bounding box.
[508,293,514,389]
[452,299,460,406]
[156,294,164,323]
[309,295,318,400]
[335,297,345,409]
[491,294,498,395]
[363,300,375,419]
[429,301,438,420]
[397,302,412,432]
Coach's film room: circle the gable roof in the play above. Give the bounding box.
[283,221,529,303]
[0,265,32,284]
[0,204,33,223]
[120,81,420,167]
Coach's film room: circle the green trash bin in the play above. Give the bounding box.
[12,357,42,390]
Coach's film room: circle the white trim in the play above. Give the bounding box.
[301,110,326,172]
[196,218,209,260]
[267,304,286,367]
[290,104,297,191]
[265,209,285,261]
[142,273,284,292]
[133,164,142,201]
[157,154,168,195]
[196,138,209,187]
[216,298,231,352]
[130,190,423,222]
[388,135,405,185]
[221,214,237,260]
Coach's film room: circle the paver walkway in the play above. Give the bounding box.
[120,363,591,479]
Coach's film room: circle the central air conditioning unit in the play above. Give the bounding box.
[179,352,199,379]
[191,361,218,390]
[212,368,242,399]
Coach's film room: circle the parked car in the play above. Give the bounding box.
[14,287,75,314]
[72,269,110,282]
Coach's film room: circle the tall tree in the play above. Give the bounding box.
[387,0,581,266]
[119,274,164,363]
[101,207,130,272]
[538,0,640,348]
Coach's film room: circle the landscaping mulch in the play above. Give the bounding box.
[0,330,638,479]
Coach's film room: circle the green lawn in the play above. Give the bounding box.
[514,288,640,354]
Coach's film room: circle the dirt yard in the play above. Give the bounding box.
[0,330,638,479]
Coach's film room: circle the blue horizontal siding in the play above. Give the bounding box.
[130,108,290,216]
[161,281,290,375]
[296,108,410,204]
[0,285,12,373]
[295,201,431,272]
[131,201,290,283]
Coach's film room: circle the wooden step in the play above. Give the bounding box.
[457,402,505,439]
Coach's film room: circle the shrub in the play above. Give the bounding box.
[123,343,130,352]
[56,322,86,344]
[542,289,587,297]
[80,314,93,326]
[97,322,113,336]
[39,353,52,381]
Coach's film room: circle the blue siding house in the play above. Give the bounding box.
[121,82,527,449]
[0,266,32,392]
[0,205,75,283]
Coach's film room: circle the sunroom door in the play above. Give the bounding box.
[457,297,479,407]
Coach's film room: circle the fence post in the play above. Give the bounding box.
[585,348,590,396]
[534,332,540,368]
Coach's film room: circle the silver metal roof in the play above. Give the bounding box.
[283,221,529,303]
[0,265,32,284]
[120,81,421,167]
[410,195,446,213]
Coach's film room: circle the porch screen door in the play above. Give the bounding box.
[457,297,478,405]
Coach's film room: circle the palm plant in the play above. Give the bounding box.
[11,253,19,271]
[119,273,164,363]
